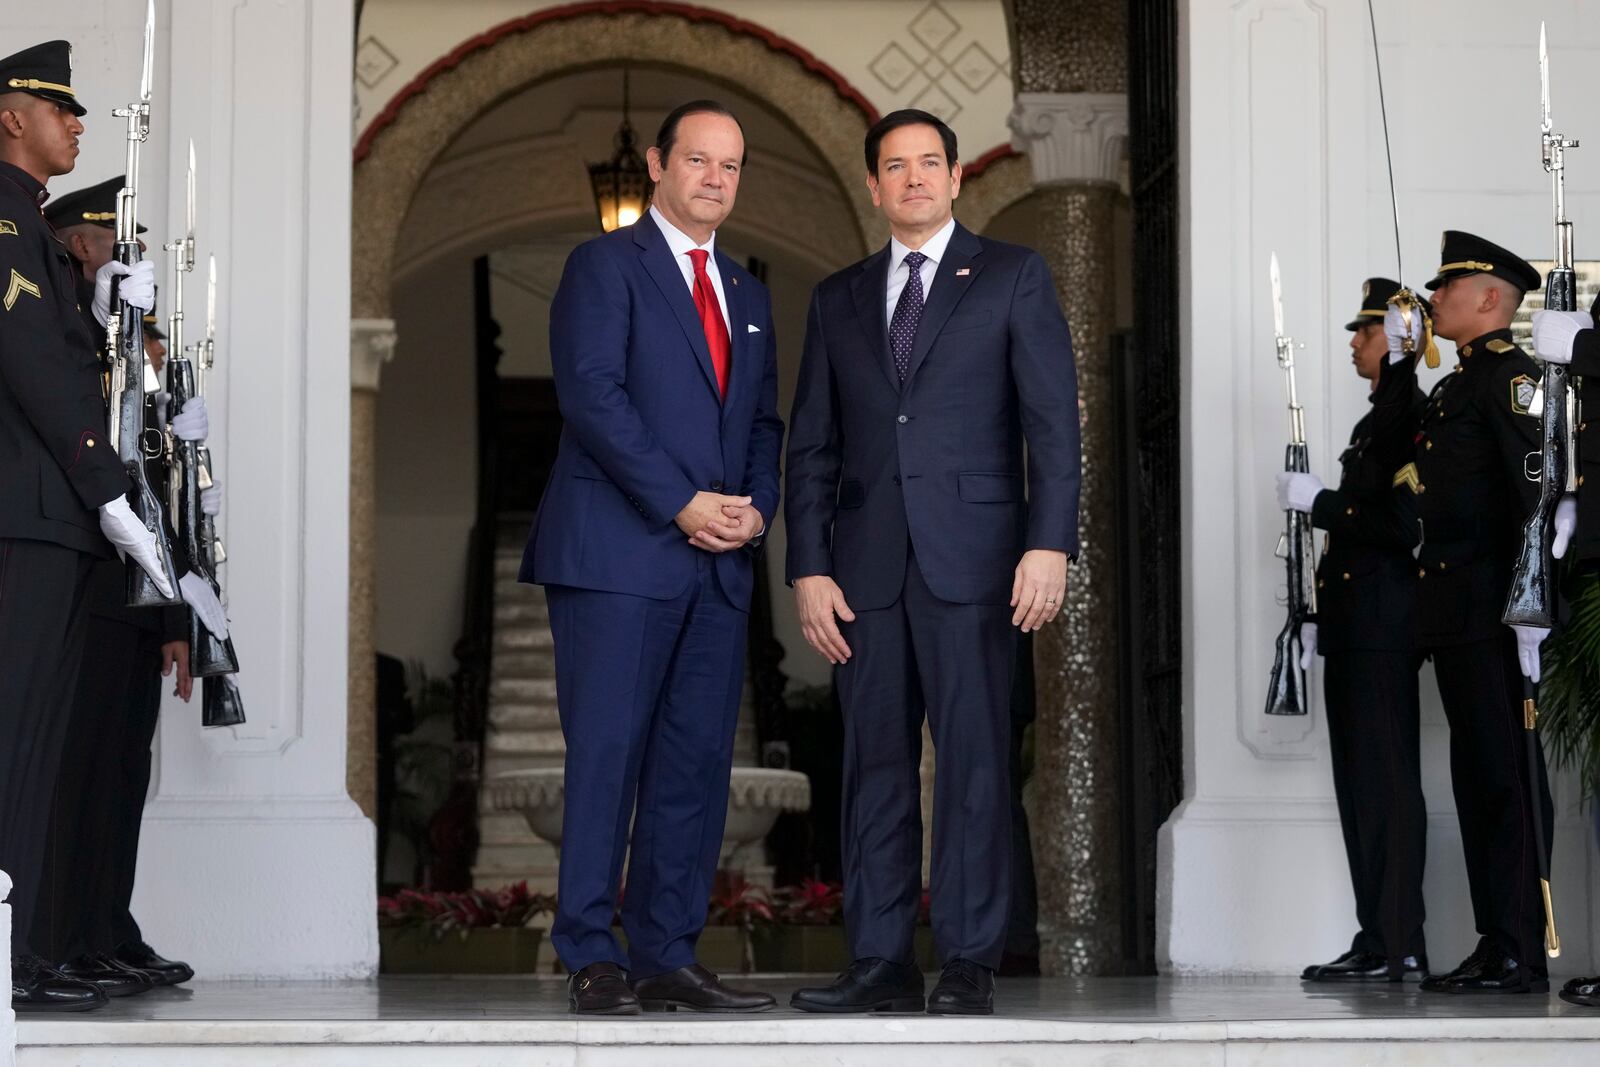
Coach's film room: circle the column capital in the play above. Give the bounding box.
[350,318,398,392]
[1008,92,1129,187]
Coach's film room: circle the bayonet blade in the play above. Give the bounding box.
[1270,252,1285,339]
[140,0,155,103]
[1540,22,1551,135]
[186,139,196,240]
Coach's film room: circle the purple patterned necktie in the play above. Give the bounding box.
[889,250,927,381]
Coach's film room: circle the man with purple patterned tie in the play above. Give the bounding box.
[785,109,1081,1017]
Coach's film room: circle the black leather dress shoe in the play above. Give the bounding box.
[11,956,107,1012]
[1301,949,1428,982]
[1560,975,1600,1008]
[569,962,641,1015]
[114,940,195,986]
[927,958,995,1016]
[1421,939,1547,994]
[791,957,925,1013]
[632,963,774,1013]
[57,952,153,997]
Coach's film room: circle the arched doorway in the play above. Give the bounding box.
[351,7,878,886]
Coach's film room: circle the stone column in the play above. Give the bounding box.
[1007,88,1129,974]
[349,319,398,821]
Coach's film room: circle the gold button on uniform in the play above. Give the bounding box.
[85,438,94,447]
[1418,567,1427,578]
[1342,572,1351,580]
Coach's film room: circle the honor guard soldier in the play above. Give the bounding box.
[33,179,219,997]
[0,40,173,1013]
[1406,231,1553,994]
[1530,291,1600,1009]
[1278,278,1429,983]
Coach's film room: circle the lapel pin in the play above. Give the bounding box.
[955,267,971,276]
[731,276,739,286]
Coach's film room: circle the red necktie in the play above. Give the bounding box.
[687,248,730,399]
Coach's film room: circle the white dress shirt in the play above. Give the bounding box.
[650,204,730,336]
[884,215,956,324]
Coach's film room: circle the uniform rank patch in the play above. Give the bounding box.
[1392,462,1421,493]
[3,268,41,310]
[1486,339,1515,354]
[0,220,17,236]
[1509,374,1536,416]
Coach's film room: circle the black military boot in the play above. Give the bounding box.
[11,955,107,1012]
[1560,976,1600,1008]
[1421,937,1547,994]
[57,952,153,997]
[113,940,195,986]
[1302,948,1427,982]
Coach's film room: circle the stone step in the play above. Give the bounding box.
[490,676,559,705]
[487,729,568,756]
[489,651,555,681]
[494,599,551,625]
[489,700,562,731]
[493,626,554,654]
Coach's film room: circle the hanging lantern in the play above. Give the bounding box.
[587,70,649,233]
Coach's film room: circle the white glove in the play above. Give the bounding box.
[1530,309,1592,366]
[200,481,222,517]
[1553,494,1578,560]
[98,496,174,599]
[1384,303,1425,363]
[1276,471,1324,513]
[1512,624,1550,684]
[179,571,228,639]
[1299,621,1317,671]
[171,396,209,442]
[92,258,156,327]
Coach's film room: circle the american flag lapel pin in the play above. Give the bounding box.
[955,267,971,276]
[731,276,739,286]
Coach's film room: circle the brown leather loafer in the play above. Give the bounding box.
[568,961,641,1015]
[632,963,775,1013]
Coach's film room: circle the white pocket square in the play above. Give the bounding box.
[747,323,762,333]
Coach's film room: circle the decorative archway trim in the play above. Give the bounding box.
[354,0,880,163]
[963,143,1019,180]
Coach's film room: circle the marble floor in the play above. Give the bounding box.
[16,975,1600,1066]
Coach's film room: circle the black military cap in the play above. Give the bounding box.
[44,176,145,234]
[1424,230,1541,293]
[0,41,86,117]
[1345,277,1402,331]
[142,310,166,341]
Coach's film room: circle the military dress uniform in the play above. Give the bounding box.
[31,247,194,990]
[1410,233,1553,993]
[0,46,134,999]
[1302,279,1429,981]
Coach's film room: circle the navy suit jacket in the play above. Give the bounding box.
[784,222,1081,610]
[520,214,784,609]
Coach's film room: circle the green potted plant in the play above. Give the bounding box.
[750,880,937,972]
[1539,570,1600,812]
[378,882,553,974]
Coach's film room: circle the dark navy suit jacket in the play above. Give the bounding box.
[520,213,783,609]
[784,222,1081,610]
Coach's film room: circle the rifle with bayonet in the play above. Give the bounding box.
[1504,22,1580,631]
[194,254,245,728]
[1264,252,1315,717]
[163,147,244,731]
[107,1,181,609]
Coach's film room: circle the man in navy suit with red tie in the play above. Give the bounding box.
[520,100,782,1015]
[786,109,1081,1016]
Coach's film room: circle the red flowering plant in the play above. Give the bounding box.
[378,881,555,941]
[773,878,845,925]
[706,872,776,927]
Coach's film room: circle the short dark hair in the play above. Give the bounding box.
[864,109,958,175]
[654,99,747,166]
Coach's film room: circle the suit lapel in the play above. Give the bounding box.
[634,215,721,401]
[716,249,747,418]
[906,223,983,383]
[849,246,899,393]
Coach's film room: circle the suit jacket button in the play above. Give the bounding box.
[897,415,908,424]
[893,475,901,486]
[711,480,723,491]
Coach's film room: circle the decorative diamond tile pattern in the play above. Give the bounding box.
[909,80,962,123]
[355,36,399,90]
[949,42,1000,93]
[908,2,961,55]
[869,42,920,92]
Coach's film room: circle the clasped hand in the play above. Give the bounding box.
[675,491,762,553]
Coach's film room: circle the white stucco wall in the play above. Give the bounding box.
[1163,0,1600,974]
[0,0,373,982]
